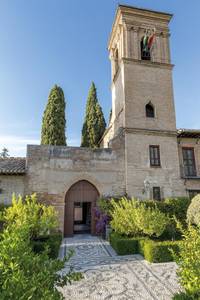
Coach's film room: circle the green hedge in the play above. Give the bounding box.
[140,239,181,263]
[143,197,190,223]
[143,197,191,240]
[173,292,200,300]
[110,232,181,262]
[32,232,62,259]
[110,232,148,255]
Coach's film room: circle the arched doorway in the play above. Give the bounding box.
[64,180,99,237]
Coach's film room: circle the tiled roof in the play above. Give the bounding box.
[177,129,200,139]
[0,158,26,175]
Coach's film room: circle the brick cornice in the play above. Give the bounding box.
[124,127,177,137]
[122,57,174,69]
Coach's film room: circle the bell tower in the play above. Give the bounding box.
[103,5,185,199]
[108,4,176,137]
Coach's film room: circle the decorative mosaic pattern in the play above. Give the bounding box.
[59,234,181,300]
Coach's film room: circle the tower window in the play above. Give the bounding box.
[153,187,161,201]
[141,36,151,61]
[149,145,161,167]
[146,102,155,118]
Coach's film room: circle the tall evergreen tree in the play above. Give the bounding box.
[81,82,106,148]
[41,85,66,145]
[96,102,106,143]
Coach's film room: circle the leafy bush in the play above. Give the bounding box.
[97,198,115,217]
[187,194,200,226]
[110,198,141,236]
[0,203,9,213]
[0,223,82,299]
[3,193,58,238]
[140,239,180,263]
[164,197,191,223]
[110,198,169,238]
[143,197,190,223]
[0,193,83,299]
[0,203,9,232]
[173,225,200,295]
[143,197,190,240]
[110,232,147,255]
[135,203,169,237]
[32,232,62,258]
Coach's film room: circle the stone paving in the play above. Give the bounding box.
[59,234,181,300]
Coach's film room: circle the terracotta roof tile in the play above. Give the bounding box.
[177,129,200,139]
[0,158,26,175]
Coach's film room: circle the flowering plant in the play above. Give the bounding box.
[94,206,110,235]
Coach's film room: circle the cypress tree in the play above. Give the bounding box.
[41,85,66,145]
[96,102,106,142]
[81,82,106,148]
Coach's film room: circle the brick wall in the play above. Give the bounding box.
[0,175,25,205]
[25,144,125,231]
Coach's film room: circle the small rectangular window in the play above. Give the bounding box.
[149,145,161,167]
[153,187,161,201]
[182,148,196,177]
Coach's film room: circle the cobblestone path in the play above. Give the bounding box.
[59,234,181,300]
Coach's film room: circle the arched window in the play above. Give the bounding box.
[141,36,151,61]
[146,102,155,118]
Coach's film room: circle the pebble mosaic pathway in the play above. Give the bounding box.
[59,234,181,300]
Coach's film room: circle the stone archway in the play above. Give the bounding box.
[64,180,99,237]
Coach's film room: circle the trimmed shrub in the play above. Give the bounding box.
[109,232,180,262]
[140,239,181,263]
[138,238,146,256]
[159,221,182,241]
[110,232,147,255]
[173,292,200,300]
[187,194,200,226]
[32,232,62,259]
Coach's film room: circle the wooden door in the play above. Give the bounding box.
[64,180,99,237]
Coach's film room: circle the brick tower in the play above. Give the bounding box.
[102,5,185,199]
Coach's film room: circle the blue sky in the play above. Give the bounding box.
[0,0,200,157]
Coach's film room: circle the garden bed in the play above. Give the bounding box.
[110,232,181,263]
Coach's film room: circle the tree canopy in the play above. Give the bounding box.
[41,85,66,145]
[0,148,9,158]
[81,82,106,148]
